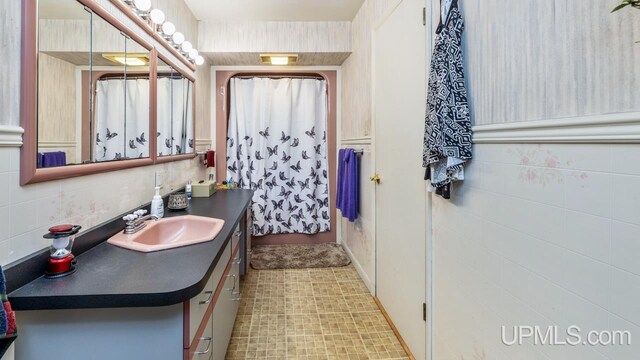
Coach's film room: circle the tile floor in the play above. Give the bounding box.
[225,266,410,360]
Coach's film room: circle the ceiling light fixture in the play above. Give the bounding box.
[195,55,205,66]
[161,21,175,37]
[260,54,298,66]
[149,9,165,24]
[181,41,193,54]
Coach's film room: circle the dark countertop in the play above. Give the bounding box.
[9,190,253,311]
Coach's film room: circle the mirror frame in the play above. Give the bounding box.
[155,53,197,164]
[20,0,191,185]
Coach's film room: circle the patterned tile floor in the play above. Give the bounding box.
[226,266,410,360]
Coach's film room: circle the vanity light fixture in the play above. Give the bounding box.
[260,54,299,66]
[102,53,150,66]
[161,21,176,39]
[132,0,151,17]
[149,9,165,24]
[120,0,203,66]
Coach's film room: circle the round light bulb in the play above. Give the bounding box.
[181,41,192,53]
[161,21,175,36]
[149,9,165,24]
[195,55,205,66]
[133,0,151,12]
[172,32,184,45]
[188,49,198,59]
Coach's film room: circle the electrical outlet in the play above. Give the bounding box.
[155,171,164,188]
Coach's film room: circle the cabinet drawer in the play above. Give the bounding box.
[211,249,241,360]
[231,224,241,253]
[188,241,231,345]
[189,312,213,360]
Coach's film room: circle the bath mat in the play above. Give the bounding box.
[250,244,351,270]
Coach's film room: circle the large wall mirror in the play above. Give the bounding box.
[37,0,152,168]
[21,0,196,185]
[156,55,195,161]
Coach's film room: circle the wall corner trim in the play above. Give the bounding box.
[0,125,25,147]
[473,112,640,144]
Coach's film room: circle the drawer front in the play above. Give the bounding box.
[188,241,231,344]
[189,312,213,360]
[231,224,241,252]
[211,247,241,360]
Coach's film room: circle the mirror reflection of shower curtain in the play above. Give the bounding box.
[157,77,193,155]
[226,77,330,236]
[94,79,150,161]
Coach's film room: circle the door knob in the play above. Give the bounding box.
[370,174,381,184]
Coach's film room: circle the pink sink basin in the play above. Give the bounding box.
[107,215,225,252]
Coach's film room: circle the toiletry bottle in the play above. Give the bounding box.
[186,180,192,200]
[151,186,164,219]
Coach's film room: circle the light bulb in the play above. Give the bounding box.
[195,55,205,66]
[162,21,175,36]
[172,32,184,45]
[149,9,165,24]
[188,49,198,59]
[181,41,192,53]
[133,0,151,12]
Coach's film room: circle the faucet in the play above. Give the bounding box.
[122,209,159,234]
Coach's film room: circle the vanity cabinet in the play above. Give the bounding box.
[15,224,244,360]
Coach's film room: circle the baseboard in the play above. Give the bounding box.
[341,241,374,295]
[373,297,416,360]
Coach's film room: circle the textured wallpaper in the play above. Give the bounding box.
[341,0,398,140]
[462,0,640,125]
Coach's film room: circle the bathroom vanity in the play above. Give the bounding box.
[8,190,253,360]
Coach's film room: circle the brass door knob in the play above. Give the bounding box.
[370,174,381,184]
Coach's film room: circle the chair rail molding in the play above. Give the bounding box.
[0,125,25,147]
[473,112,640,144]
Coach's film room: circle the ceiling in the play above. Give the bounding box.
[183,0,365,21]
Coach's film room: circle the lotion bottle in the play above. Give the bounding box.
[150,186,164,219]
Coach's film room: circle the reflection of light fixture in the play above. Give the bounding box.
[188,49,198,60]
[149,9,165,24]
[133,0,151,11]
[260,54,298,66]
[102,53,150,66]
[195,55,205,66]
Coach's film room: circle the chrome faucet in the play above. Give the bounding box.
[122,209,159,234]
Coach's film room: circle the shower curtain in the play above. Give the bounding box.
[94,79,150,161]
[226,77,330,236]
[156,77,194,156]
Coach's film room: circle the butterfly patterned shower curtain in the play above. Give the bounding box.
[226,77,330,236]
[94,78,150,161]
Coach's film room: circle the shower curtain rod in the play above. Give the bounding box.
[233,75,325,80]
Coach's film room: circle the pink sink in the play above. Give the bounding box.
[107,215,225,252]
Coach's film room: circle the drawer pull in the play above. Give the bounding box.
[233,257,241,265]
[194,336,212,355]
[199,291,213,305]
[225,274,237,291]
[231,296,241,301]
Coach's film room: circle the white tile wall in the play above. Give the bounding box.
[0,147,204,267]
[433,143,640,360]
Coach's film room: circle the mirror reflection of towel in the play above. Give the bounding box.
[38,151,67,168]
[0,265,17,357]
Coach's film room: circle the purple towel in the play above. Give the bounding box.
[336,148,359,222]
[40,152,66,168]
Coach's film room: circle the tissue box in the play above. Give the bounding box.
[191,181,216,197]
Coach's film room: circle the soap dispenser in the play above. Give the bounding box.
[150,186,164,219]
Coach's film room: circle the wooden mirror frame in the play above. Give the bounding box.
[155,53,197,164]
